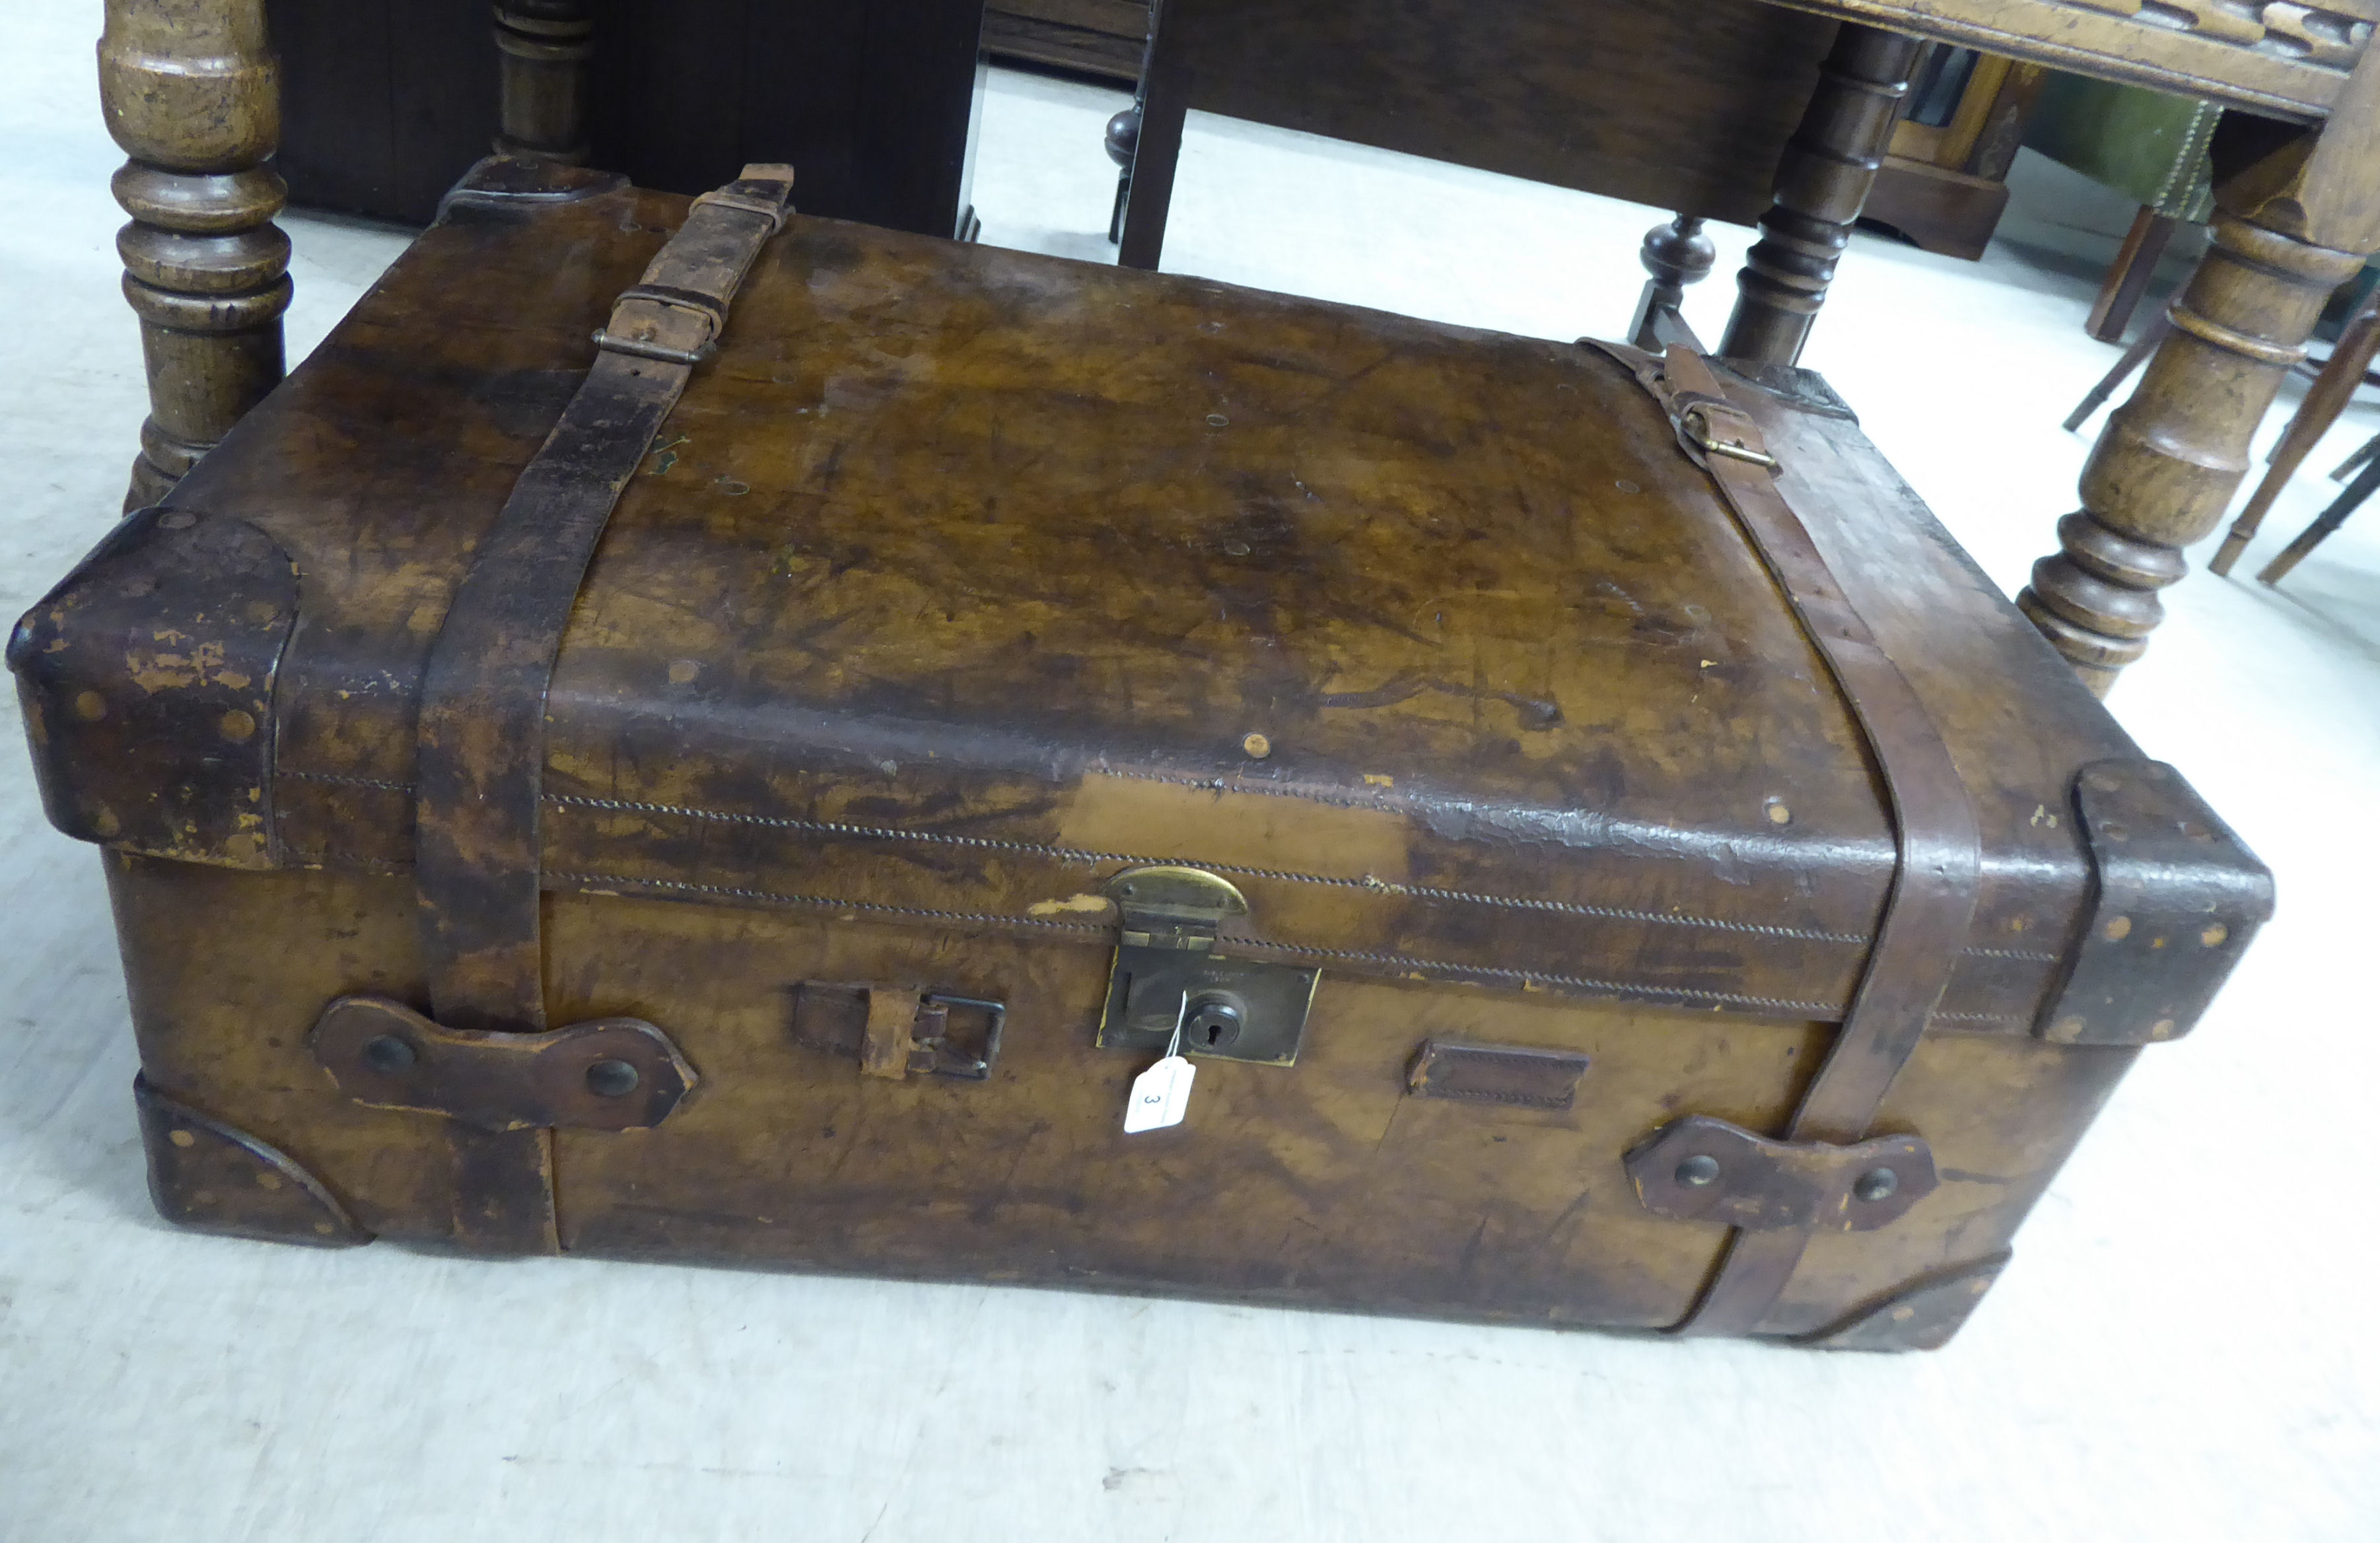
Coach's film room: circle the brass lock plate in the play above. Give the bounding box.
[1096,944,1319,1065]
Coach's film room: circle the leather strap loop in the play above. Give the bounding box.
[409,164,794,1252]
[1598,343,1982,1336]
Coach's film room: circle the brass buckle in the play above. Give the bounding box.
[1665,384,1780,471]
[1679,402,1780,470]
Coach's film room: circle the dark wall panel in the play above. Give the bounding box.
[270,0,983,234]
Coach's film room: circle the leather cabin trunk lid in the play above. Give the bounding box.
[72,179,2133,1032]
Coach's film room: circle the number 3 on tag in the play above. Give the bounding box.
[1124,1054,1195,1134]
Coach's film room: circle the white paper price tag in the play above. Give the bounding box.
[1123,1054,1196,1134]
[1123,1003,1196,1134]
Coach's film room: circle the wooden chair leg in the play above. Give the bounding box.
[1106,107,1140,244]
[1115,13,1190,273]
[2209,297,2380,574]
[99,0,291,512]
[2085,207,2177,343]
[2062,314,2170,432]
[494,3,594,162]
[2332,431,2380,481]
[2017,92,2380,692]
[1718,23,1923,365]
[1628,215,1716,353]
[2258,450,2380,584]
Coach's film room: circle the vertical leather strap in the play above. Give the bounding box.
[1597,343,1982,1336]
[411,164,794,1251]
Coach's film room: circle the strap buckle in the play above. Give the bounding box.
[1673,392,1780,470]
[590,329,713,367]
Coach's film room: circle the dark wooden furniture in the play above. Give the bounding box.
[1866,45,2047,259]
[1105,11,2037,265]
[983,0,1148,80]
[2091,205,2188,341]
[1117,0,1846,269]
[265,0,987,233]
[2210,285,2380,580]
[92,0,2380,695]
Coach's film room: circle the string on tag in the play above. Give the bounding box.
[1123,994,1197,1135]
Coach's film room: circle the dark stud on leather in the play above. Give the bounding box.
[1853,1167,1899,1202]
[363,1034,417,1073]
[585,1058,641,1097]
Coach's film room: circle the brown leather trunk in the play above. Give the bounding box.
[11,159,2270,1350]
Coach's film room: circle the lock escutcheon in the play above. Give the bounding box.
[1096,866,1317,1065]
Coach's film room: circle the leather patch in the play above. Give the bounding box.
[792,983,1004,1081]
[1405,1039,1590,1110]
[860,987,923,1080]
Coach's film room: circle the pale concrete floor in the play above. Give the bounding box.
[4,9,2377,1539]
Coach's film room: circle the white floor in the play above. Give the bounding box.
[5,9,2377,1539]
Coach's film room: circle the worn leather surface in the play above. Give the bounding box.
[93,178,2142,1035]
[26,175,2231,1340]
[105,850,2140,1339]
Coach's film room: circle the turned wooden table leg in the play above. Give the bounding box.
[99,0,290,512]
[1629,214,1716,352]
[2018,53,2380,693]
[494,2,594,162]
[1718,23,1922,366]
[2020,215,2365,689]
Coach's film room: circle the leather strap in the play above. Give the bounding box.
[1602,344,1982,1336]
[411,164,794,1251]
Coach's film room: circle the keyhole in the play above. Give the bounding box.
[1183,995,1242,1050]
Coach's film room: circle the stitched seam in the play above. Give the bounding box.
[1232,934,1842,1014]
[546,870,1847,1013]
[269,855,2025,1024]
[271,772,2062,964]
[282,768,410,793]
[547,872,1115,938]
[544,791,1868,944]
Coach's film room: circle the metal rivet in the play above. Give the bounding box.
[2200,923,2228,947]
[363,1034,417,1074]
[1613,479,1640,494]
[2103,915,2132,942]
[1223,539,1251,557]
[73,691,108,722]
[1765,800,1791,825]
[1205,413,1228,427]
[168,1129,196,1149]
[1242,732,1271,759]
[1853,1167,1899,1202]
[1675,1154,1720,1187]
[219,708,257,743]
[586,1058,641,1097]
